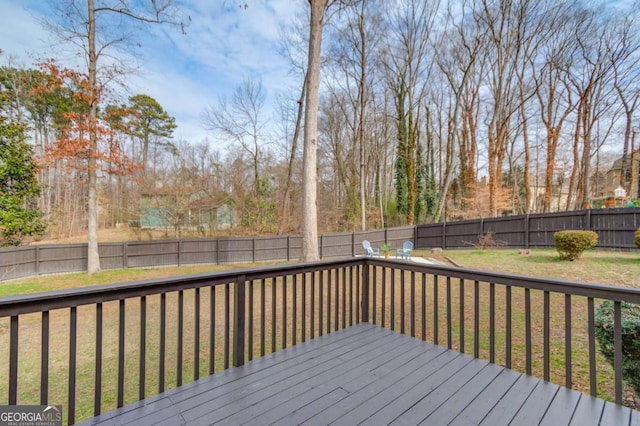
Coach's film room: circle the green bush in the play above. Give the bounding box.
[634,228,640,250]
[594,300,640,396]
[553,230,598,261]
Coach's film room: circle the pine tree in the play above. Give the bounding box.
[0,118,46,245]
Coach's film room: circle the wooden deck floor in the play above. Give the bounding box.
[79,323,639,426]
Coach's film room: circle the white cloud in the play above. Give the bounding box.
[1,0,306,149]
[0,2,50,62]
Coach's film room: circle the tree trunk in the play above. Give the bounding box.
[301,0,328,262]
[358,0,367,231]
[87,0,101,274]
[279,75,306,234]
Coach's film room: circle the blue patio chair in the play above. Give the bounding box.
[396,241,413,259]
[362,240,380,257]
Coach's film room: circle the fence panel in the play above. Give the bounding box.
[385,226,414,250]
[591,208,638,249]
[415,208,640,250]
[444,219,482,248]
[288,235,302,260]
[38,244,87,275]
[255,236,288,262]
[127,241,179,268]
[217,238,255,263]
[321,232,354,258]
[484,216,526,247]
[99,243,125,270]
[527,211,587,247]
[0,246,36,280]
[416,223,445,248]
[354,230,386,256]
[180,239,218,264]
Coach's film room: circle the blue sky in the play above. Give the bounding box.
[0,0,304,148]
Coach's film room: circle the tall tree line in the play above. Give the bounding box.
[2,0,640,255]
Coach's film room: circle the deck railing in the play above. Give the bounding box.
[1,258,639,424]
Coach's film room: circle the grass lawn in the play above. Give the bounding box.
[0,262,276,298]
[427,248,640,288]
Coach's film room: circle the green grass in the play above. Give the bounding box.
[423,248,640,288]
[0,263,276,298]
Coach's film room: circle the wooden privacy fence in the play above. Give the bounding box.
[0,227,415,282]
[1,208,639,282]
[417,207,640,250]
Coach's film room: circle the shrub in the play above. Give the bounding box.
[635,228,640,250]
[553,230,598,261]
[474,232,507,250]
[594,300,640,396]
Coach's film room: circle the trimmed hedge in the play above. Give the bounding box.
[634,228,640,250]
[553,230,598,261]
[594,300,640,395]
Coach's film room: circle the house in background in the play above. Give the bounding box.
[140,190,237,234]
[603,149,640,202]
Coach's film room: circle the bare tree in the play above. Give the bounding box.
[434,0,486,218]
[301,0,331,262]
[611,13,640,192]
[383,0,440,225]
[202,77,269,188]
[565,7,623,209]
[44,0,182,274]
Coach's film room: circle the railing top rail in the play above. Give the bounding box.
[3,256,640,318]
[364,258,640,304]
[0,257,364,318]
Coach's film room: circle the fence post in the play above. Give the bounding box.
[361,261,369,323]
[123,242,128,268]
[524,215,530,249]
[233,274,246,367]
[287,235,291,261]
[351,233,355,257]
[442,221,447,249]
[177,240,182,267]
[587,209,592,230]
[35,246,40,275]
[252,238,256,263]
[480,217,484,237]
[320,234,324,259]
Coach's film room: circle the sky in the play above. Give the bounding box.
[0,0,305,149]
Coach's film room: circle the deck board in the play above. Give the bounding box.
[79,323,637,426]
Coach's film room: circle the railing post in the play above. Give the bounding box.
[361,262,369,323]
[9,316,18,404]
[233,275,246,367]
